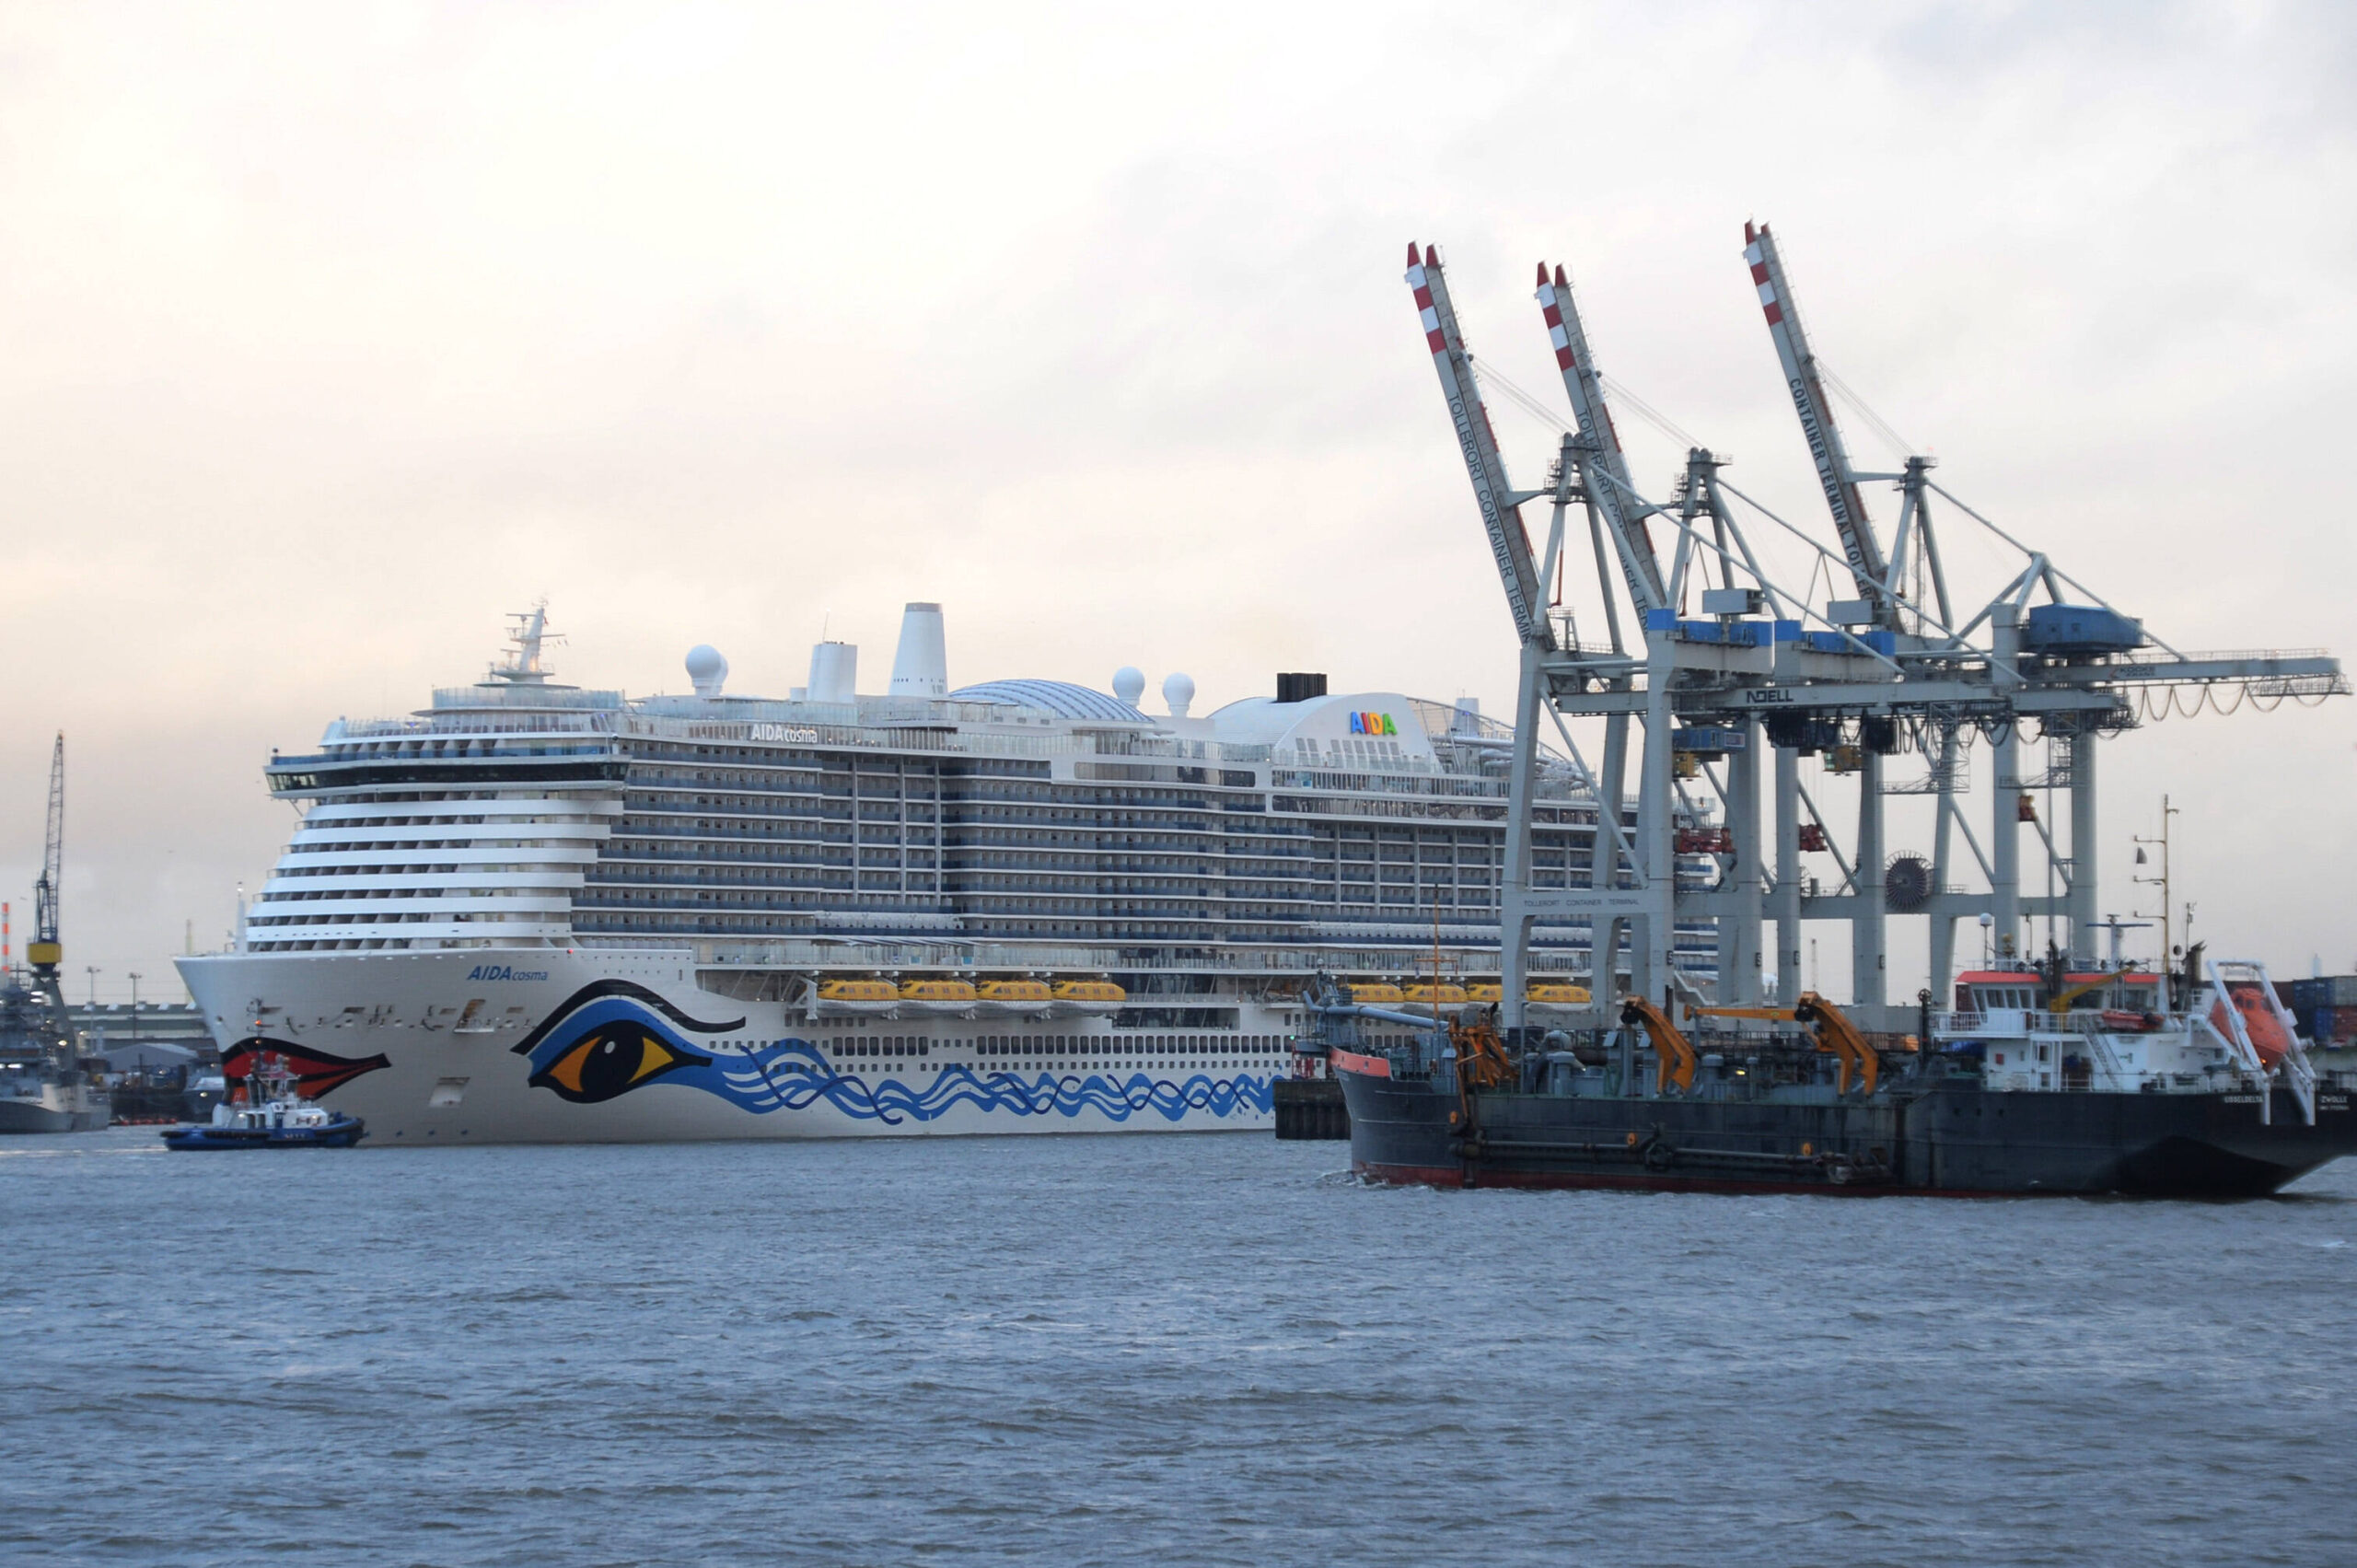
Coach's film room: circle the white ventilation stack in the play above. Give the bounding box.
[888,602,948,697]
[807,641,858,705]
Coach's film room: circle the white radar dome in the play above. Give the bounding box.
[1112,667,1145,706]
[1162,671,1195,719]
[686,644,729,697]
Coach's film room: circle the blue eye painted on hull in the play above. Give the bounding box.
[528,1023,711,1104]
[514,981,739,1107]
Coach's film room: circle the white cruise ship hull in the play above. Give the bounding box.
[178,947,1280,1145]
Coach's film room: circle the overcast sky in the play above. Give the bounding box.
[3,1,2351,1002]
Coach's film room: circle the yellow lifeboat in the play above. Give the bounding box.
[898,979,979,1016]
[1399,983,1469,1007]
[1526,982,1594,1016]
[1347,982,1405,1005]
[814,978,901,1017]
[975,979,1053,1017]
[1049,980,1126,1017]
[1465,982,1504,1005]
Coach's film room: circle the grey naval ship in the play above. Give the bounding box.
[177,605,1714,1144]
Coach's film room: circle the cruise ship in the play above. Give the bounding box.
[176,605,1715,1144]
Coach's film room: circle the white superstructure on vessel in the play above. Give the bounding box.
[178,606,1716,1144]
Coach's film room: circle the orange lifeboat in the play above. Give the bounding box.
[2212,981,2292,1068]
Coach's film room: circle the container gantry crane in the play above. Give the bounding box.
[1742,221,1916,1005]
[1408,232,2347,1030]
[1411,244,1656,1021]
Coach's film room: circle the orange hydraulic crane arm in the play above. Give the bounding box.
[1619,995,1697,1096]
[1794,992,1877,1096]
[1448,1016,1517,1091]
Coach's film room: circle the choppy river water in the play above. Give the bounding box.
[4,1128,2352,1565]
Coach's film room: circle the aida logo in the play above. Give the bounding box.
[466,965,550,982]
[1346,712,1398,736]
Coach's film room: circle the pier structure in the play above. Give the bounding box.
[1407,226,2346,1029]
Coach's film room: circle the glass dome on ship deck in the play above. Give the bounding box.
[949,679,1148,724]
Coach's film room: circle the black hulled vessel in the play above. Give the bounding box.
[1324,959,2357,1198]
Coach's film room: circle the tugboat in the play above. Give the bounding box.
[162,1051,365,1150]
[1328,948,2357,1198]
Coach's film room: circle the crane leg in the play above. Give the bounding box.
[2068,730,2098,967]
[1502,642,1544,1031]
[1772,743,1801,1004]
[1598,711,1631,1000]
[1852,750,1886,1014]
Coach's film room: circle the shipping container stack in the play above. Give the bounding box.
[2287,975,2357,1046]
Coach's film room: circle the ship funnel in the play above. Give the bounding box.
[807,640,858,705]
[888,602,948,698]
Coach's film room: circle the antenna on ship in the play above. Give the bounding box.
[489,599,562,685]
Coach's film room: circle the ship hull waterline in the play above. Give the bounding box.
[1337,1066,2357,1198]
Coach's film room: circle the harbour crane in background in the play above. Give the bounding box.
[26,733,79,1059]
[1406,227,2348,1031]
[1409,244,1654,1022]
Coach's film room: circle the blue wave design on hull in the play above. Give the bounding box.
[510,992,1271,1126]
[707,1042,1272,1126]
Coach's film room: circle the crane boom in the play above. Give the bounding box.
[1742,221,1891,620]
[1534,263,1666,614]
[1618,994,1698,1096]
[1793,992,1880,1097]
[1407,243,1551,647]
[1690,993,1891,1096]
[29,733,62,966]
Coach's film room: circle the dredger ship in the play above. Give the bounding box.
[1325,957,2357,1196]
[175,604,1718,1144]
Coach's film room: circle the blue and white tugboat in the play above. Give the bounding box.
[162,1051,365,1150]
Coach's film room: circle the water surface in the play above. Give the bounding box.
[4,1128,2351,1564]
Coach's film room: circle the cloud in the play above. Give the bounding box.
[0,0,2349,994]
